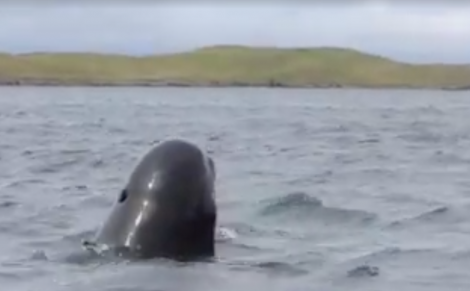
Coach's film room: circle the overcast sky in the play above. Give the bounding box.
[0,2,469,63]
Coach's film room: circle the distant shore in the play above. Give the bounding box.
[0,78,468,91]
[1,45,469,90]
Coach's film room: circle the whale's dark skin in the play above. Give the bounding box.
[93,139,217,261]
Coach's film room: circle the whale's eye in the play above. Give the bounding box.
[118,189,128,203]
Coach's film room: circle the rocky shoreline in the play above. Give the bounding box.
[0,78,468,90]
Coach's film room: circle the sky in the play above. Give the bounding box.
[0,2,469,64]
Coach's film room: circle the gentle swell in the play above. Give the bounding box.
[387,205,470,230]
[259,192,376,225]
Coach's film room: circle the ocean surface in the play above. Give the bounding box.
[1,87,470,291]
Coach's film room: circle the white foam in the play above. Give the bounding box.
[216,227,237,242]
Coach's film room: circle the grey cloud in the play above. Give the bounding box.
[0,3,468,63]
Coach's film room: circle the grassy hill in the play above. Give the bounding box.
[0,45,469,89]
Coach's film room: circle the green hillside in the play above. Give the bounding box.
[0,45,469,89]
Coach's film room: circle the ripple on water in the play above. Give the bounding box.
[249,261,310,277]
[386,204,470,233]
[27,163,72,176]
[342,246,460,274]
[258,192,377,226]
[2,88,470,291]
[0,201,18,209]
[2,179,46,189]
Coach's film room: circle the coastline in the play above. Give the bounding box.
[0,78,468,91]
[1,46,469,91]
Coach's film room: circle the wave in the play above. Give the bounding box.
[387,205,468,229]
[260,192,323,214]
[0,192,19,210]
[28,158,87,174]
[220,256,310,278]
[2,179,46,189]
[0,201,17,209]
[216,227,238,242]
[258,192,376,225]
[247,260,309,277]
[344,246,451,268]
[346,265,380,278]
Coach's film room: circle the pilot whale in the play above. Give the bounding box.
[91,139,217,261]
